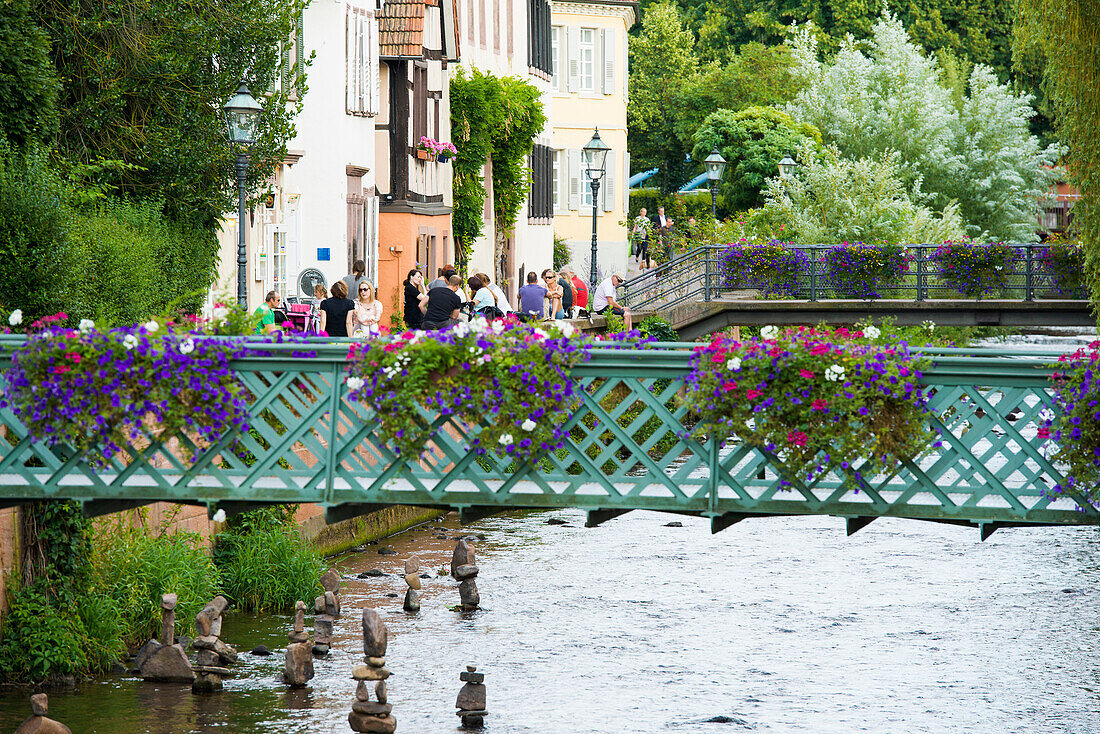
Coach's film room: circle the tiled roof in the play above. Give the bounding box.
[379,0,426,58]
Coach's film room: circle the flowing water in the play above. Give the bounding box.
[0,510,1097,733]
[1,328,1098,733]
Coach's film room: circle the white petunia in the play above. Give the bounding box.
[346,376,365,391]
[123,334,139,350]
[760,325,779,340]
[558,322,575,338]
[491,321,506,334]
[1038,408,1055,423]
[863,325,881,339]
[78,318,95,334]
[144,320,159,333]
[498,433,514,446]
[824,364,846,382]
[521,419,537,431]
[212,508,227,523]
[8,309,22,326]
[212,304,229,322]
[179,338,195,355]
[726,357,742,371]
[922,320,936,333]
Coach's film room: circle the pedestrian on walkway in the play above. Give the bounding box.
[342,260,367,296]
[320,280,355,337]
[403,269,428,330]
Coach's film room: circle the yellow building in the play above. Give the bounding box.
[549,0,637,284]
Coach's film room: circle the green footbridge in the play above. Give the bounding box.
[1,342,1097,538]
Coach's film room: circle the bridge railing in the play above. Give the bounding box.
[0,339,1096,533]
[621,243,1085,312]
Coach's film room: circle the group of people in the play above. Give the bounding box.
[256,257,632,338]
[631,206,684,269]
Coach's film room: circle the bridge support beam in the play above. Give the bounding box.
[586,509,632,528]
[208,501,288,521]
[844,516,877,536]
[325,503,389,525]
[82,499,154,518]
[459,506,507,525]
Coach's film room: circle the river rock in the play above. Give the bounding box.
[459,579,480,609]
[323,591,339,616]
[193,665,233,676]
[456,682,487,710]
[283,642,315,687]
[378,546,397,555]
[196,649,219,667]
[450,540,475,577]
[320,568,341,593]
[367,656,386,667]
[460,670,485,683]
[30,695,47,717]
[361,608,388,657]
[314,595,326,614]
[352,701,393,715]
[352,664,390,681]
[348,712,397,733]
[288,630,308,644]
[356,680,372,701]
[453,564,479,580]
[14,716,72,734]
[404,573,421,590]
[250,645,271,656]
[359,569,386,578]
[419,573,431,579]
[140,644,194,682]
[133,639,163,672]
[312,643,330,656]
[375,680,387,704]
[314,614,334,640]
[546,517,568,525]
[403,588,420,612]
[404,558,419,574]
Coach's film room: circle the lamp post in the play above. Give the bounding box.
[582,127,610,290]
[777,153,797,179]
[222,82,263,308]
[703,148,727,221]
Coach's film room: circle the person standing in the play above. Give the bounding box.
[342,260,367,296]
[353,280,384,337]
[654,206,672,267]
[517,271,548,320]
[403,269,428,329]
[320,280,355,337]
[593,271,632,329]
[476,272,513,314]
[421,274,465,329]
[632,207,652,269]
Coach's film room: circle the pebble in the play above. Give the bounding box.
[404,558,419,574]
[546,518,568,525]
[665,521,683,527]
[404,573,422,590]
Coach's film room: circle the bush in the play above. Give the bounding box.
[823,243,908,298]
[215,507,325,613]
[0,587,89,683]
[90,519,222,647]
[638,315,678,342]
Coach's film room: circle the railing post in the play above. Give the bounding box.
[809,246,818,302]
[708,435,719,516]
[323,363,343,505]
[916,246,926,302]
[704,246,712,302]
[1025,245,1034,301]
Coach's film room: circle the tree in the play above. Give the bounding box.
[787,12,1060,241]
[628,1,704,191]
[0,0,58,149]
[751,145,965,245]
[1014,0,1100,312]
[34,0,310,229]
[692,105,821,211]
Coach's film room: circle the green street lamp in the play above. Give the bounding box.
[582,127,611,290]
[777,153,797,179]
[223,82,263,307]
[703,148,727,221]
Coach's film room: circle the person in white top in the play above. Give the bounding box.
[353,280,384,337]
[592,271,631,329]
[476,272,513,313]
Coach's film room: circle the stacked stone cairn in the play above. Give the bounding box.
[455,665,488,729]
[192,595,236,692]
[451,540,480,610]
[284,600,315,687]
[138,593,195,683]
[402,556,420,612]
[313,568,342,655]
[348,607,396,733]
[14,694,71,734]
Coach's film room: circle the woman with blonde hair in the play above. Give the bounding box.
[352,279,384,337]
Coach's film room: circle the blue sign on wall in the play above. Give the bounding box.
[317,247,330,262]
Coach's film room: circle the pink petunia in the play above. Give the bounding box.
[722,381,737,392]
[746,389,762,400]
[811,399,828,411]
[799,369,814,379]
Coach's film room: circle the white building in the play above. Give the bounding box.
[215,1,382,307]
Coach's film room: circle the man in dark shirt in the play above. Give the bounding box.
[421,274,464,329]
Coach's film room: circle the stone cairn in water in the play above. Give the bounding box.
[138,593,195,683]
[348,607,396,733]
[313,567,342,655]
[402,556,421,612]
[451,539,480,610]
[14,694,71,734]
[455,665,488,729]
[283,600,315,687]
[193,595,236,692]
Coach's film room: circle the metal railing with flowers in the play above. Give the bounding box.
[621,242,1091,312]
[0,335,1096,536]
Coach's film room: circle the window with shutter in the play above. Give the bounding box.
[578,28,595,92]
[550,26,560,89]
[603,150,615,212]
[622,151,630,213]
[601,28,615,94]
[567,148,580,210]
[566,26,579,93]
[346,5,377,116]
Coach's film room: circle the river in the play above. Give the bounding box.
[0,509,1096,733]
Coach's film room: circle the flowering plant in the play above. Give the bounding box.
[417,136,458,162]
[929,242,1018,298]
[1039,238,1088,297]
[683,325,933,483]
[2,320,250,465]
[822,243,907,299]
[719,241,809,297]
[345,318,591,462]
[1042,342,1100,505]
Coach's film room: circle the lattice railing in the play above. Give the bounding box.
[0,342,1096,533]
